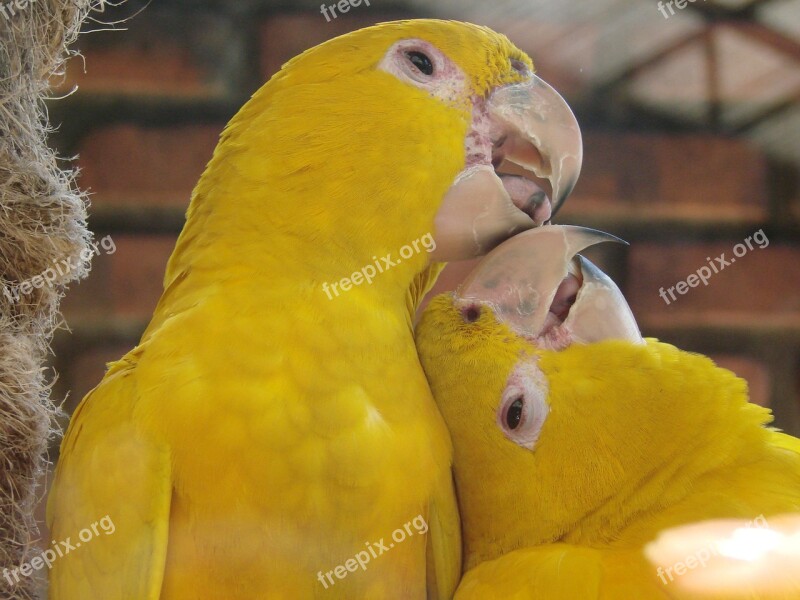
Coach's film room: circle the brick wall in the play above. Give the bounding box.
[48,3,800,449]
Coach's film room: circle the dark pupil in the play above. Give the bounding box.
[407,51,433,75]
[506,397,524,430]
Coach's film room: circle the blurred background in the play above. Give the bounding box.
[41,0,800,515]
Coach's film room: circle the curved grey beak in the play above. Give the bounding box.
[488,75,583,214]
[430,75,583,262]
[455,225,642,347]
[566,255,643,345]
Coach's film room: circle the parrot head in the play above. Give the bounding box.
[167,20,582,301]
[416,225,761,569]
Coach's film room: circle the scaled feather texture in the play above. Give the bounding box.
[415,295,800,600]
[46,19,538,599]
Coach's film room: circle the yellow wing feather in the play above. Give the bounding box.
[455,544,673,600]
[47,362,172,599]
[425,469,461,600]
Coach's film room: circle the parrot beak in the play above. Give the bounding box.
[431,75,583,262]
[454,225,643,349]
[488,75,583,214]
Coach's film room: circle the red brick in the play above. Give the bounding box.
[77,124,222,207]
[56,45,222,99]
[792,193,800,225]
[260,12,407,80]
[562,133,768,223]
[710,355,771,408]
[627,241,800,328]
[796,362,800,423]
[53,12,231,99]
[108,235,176,318]
[68,343,136,409]
[61,234,177,321]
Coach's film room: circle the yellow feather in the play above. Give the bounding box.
[416,294,800,599]
[48,20,535,599]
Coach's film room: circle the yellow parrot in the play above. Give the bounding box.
[415,225,800,599]
[46,20,583,599]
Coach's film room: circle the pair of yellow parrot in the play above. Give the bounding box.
[45,18,799,599]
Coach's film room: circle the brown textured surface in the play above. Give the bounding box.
[0,1,97,597]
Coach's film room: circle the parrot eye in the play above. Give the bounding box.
[506,396,524,429]
[497,360,549,450]
[379,39,467,100]
[406,51,434,76]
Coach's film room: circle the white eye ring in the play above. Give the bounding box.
[379,39,446,86]
[497,359,549,450]
[377,38,468,104]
